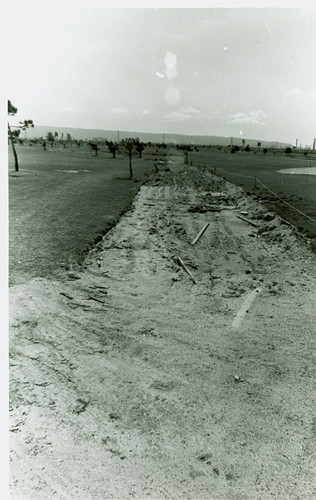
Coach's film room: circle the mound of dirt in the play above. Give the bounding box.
[9,160,316,499]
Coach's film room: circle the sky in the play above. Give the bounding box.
[4,1,316,145]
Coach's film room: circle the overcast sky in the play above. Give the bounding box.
[5,3,316,145]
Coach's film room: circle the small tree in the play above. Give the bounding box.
[66,133,73,151]
[46,131,55,147]
[106,140,119,159]
[135,138,145,158]
[19,120,34,139]
[285,147,292,155]
[121,138,139,178]
[245,145,251,152]
[89,142,100,156]
[8,100,34,171]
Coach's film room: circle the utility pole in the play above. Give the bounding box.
[117,131,120,142]
[313,138,316,150]
[296,138,298,149]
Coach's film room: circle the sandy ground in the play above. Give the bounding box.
[9,159,316,499]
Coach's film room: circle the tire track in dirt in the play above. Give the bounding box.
[9,161,316,499]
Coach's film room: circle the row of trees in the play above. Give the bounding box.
[8,104,147,179]
[96,138,144,178]
[7,100,147,178]
[45,131,73,146]
[8,100,300,177]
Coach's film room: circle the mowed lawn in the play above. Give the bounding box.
[9,146,155,285]
[189,149,316,238]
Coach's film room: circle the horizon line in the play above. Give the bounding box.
[28,124,294,145]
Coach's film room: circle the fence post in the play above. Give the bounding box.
[254,175,257,188]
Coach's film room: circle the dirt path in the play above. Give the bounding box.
[9,160,316,499]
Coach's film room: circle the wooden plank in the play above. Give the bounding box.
[176,257,197,284]
[190,223,210,246]
[232,287,262,329]
[60,292,73,300]
[87,296,105,304]
[237,215,259,228]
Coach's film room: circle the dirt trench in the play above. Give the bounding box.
[9,161,316,499]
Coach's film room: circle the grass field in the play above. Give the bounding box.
[9,144,316,286]
[9,145,156,285]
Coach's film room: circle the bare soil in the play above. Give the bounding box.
[9,157,316,499]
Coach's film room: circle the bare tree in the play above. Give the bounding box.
[121,138,139,178]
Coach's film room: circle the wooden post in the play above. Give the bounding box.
[129,152,133,179]
[176,257,197,284]
[191,223,210,246]
[237,215,259,228]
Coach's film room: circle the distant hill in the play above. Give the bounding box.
[26,125,292,148]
